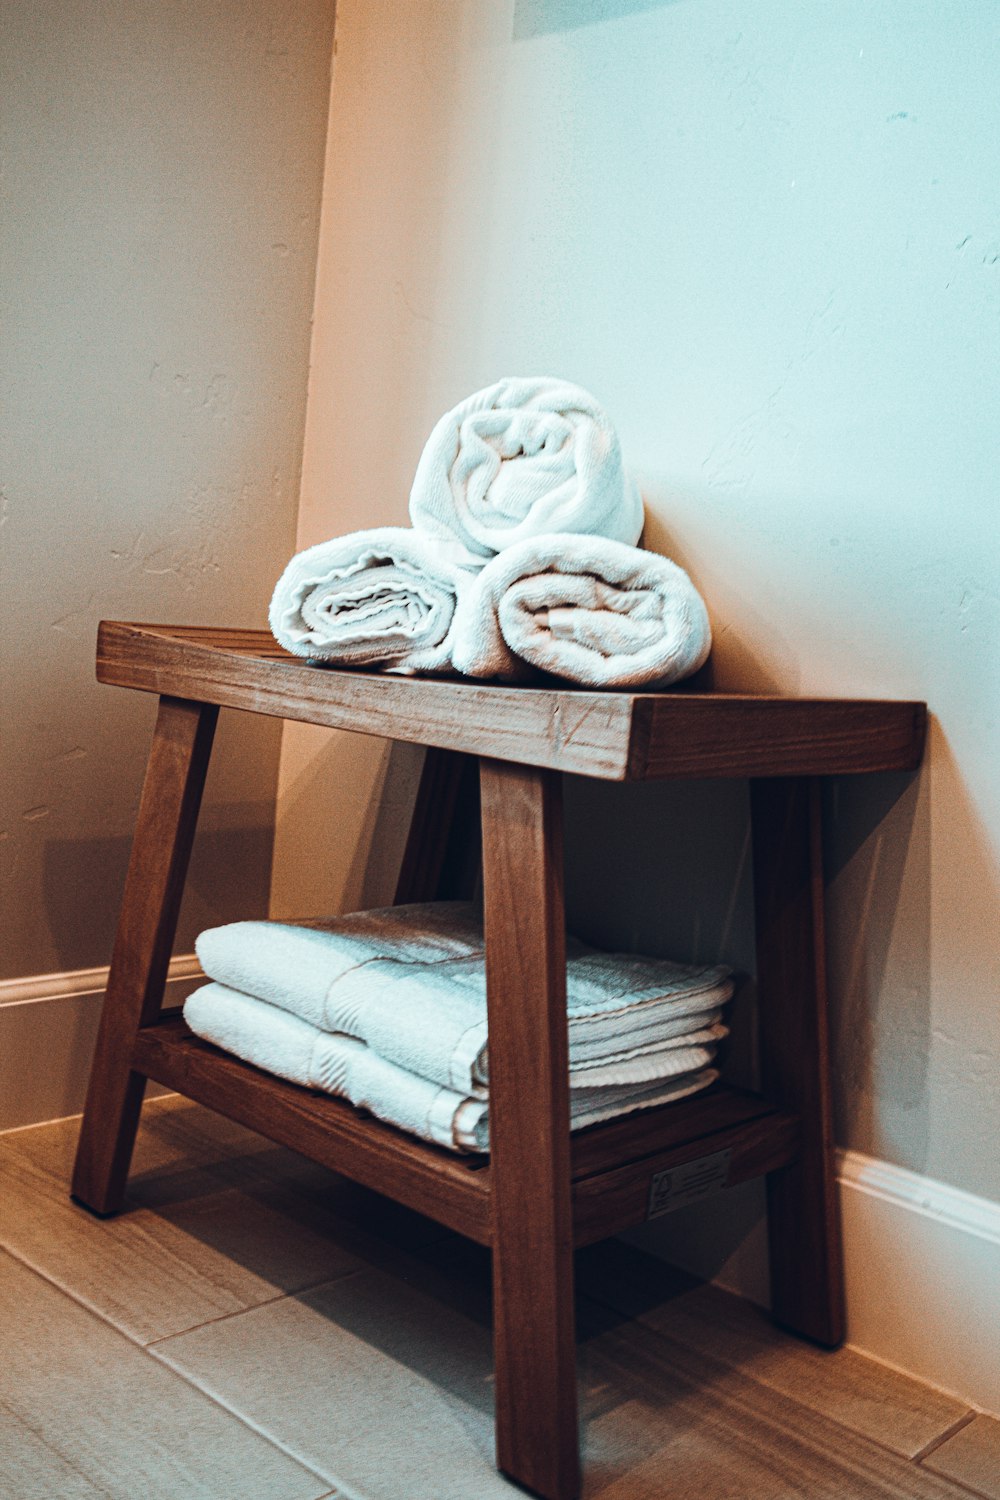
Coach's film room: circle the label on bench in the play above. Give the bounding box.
[647,1149,732,1219]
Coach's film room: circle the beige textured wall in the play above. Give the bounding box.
[1,0,336,979]
[274,0,1000,1216]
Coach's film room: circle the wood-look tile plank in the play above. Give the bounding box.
[923,1415,1000,1498]
[0,1249,327,1500]
[0,1400,108,1499]
[95,621,926,781]
[156,1237,973,1500]
[576,1239,970,1460]
[577,1312,971,1500]
[0,1096,443,1345]
[154,1265,520,1498]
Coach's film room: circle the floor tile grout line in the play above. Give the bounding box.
[913,1466,999,1500]
[0,1230,272,1357]
[0,1245,335,1492]
[0,1391,121,1500]
[577,1284,979,1473]
[145,1346,366,1499]
[142,1287,298,1347]
[586,1305,988,1500]
[136,1343,334,1491]
[912,1410,980,1465]
[4,1218,982,1500]
[0,1207,398,1356]
[4,1114,987,1497]
[144,1266,372,1348]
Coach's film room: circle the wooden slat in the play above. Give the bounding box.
[572,1110,799,1247]
[95,621,928,781]
[131,1016,493,1244]
[71,697,218,1215]
[481,760,580,1500]
[568,1082,778,1181]
[751,777,846,1348]
[631,695,926,778]
[97,621,637,779]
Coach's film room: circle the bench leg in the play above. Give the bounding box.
[72,696,218,1215]
[480,760,580,1500]
[394,747,480,904]
[750,776,846,1347]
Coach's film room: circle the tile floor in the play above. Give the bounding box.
[0,1095,997,1500]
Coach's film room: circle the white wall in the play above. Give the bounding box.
[275,0,999,1238]
[1,0,336,982]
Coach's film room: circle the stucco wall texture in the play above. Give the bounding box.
[1,1,336,976]
[276,0,1000,1205]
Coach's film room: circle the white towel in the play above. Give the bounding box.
[195,902,733,1095]
[269,526,465,671]
[450,533,712,688]
[409,377,644,567]
[183,984,719,1154]
[196,902,485,1021]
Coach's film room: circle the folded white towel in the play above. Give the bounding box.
[269,526,465,671]
[183,984,719,1153]
[196,902,484,1020]
[451,533,712,688]
[195,902,733,1095]
[409,378,644,567]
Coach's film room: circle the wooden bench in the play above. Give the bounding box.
[71,621,926,1500]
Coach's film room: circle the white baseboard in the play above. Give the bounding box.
[838,1148,1000,1415]
[635,1147,1000,1417]
[0,955,201,1133]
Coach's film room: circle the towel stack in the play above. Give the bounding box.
[183,902,733,1154]
[269,377,712,689]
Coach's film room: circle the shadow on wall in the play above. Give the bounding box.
[300,2,496,536]
[640,507,801,696]
[271,728,426,921]
[564,771,768,1292]
[513,0,688,41]
[826,713,999,1187]
[564,773,758,1085]
[44,812,276,970]
[825,761,930,1174]
[564,732,930,1285]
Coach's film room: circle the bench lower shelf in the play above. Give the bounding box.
[132,1014,799,1248]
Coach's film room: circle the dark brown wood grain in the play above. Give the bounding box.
[96,621,638,778]
[630,696,927,779]
[568,1082,779,1181]
[94,621,927,781]
[571,1111,800,1247]
[480,759,580,1500]
[131,1015,493,1242]
[71,696,218,1214]
[751,777,846,1348]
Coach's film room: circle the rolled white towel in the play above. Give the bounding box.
[183,983,720,1154]
[451,533,712,688]
[409,377,644,566]
[269,526,465,672]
